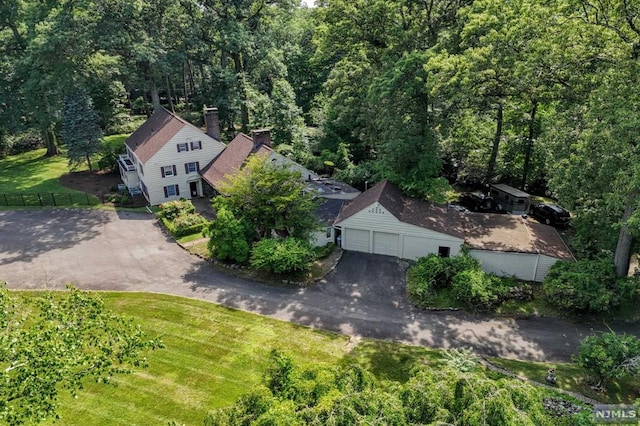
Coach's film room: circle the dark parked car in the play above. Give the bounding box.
[458,192,503,213]
[529,203,571,226]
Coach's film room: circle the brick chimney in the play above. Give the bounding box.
[252,128,271,149]
[204,107,221,140]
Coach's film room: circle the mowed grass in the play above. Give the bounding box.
[47,292,351,425]
[9,291,629,425]
[0,148,87,193]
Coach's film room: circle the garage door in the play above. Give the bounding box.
[373,231,399,257]
[402,235,431,260]
[344,228,370,253]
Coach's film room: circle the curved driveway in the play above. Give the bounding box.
[0,209,635,362]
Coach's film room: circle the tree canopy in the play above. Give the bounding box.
[2,0,640,273]
[0,285,162,425]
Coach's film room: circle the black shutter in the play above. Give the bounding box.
[176,144,180,152]
[185,163,189,174]
[196,161,200,172]
[172,165,177,175]
[175,185,180,196]
[163,187,168,198]
[161,167,165,178]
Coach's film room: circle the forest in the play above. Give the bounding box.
[1,0,639,274]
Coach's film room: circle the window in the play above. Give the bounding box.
[139,164,144,175]
[161,165,177,177]
[177,143,189,152]
[438,246,451,258]
[163,184,180,198]
[184,161,200,174]
[325,227,332,238]
[190,140,202,150]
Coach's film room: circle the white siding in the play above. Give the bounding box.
[468,250,538,281]
[135,126,226,205]
[344,228,370,252]
[534,255,559,282]
[336,203,463,259]
[310,227,334,247]
[267,151,318,181]
[373,231,399,257]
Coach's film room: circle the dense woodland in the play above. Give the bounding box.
[1,0,640,274]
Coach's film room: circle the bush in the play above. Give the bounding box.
[575,332,640,387]
[543,259,622,313]
[173,213,207,234]
[250,238,315,274]
[452,269,506,312]
[4,130,45,156]
[158,199,196,221]
[204,207,250,263]
[314,242,335,259]
[407,253,481,306]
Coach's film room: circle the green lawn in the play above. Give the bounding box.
[0,148,87,193]
[5,291,627,425]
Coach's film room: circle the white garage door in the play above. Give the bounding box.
[373,231,399,257]
[344,228,370,253]
[402,235,431,260]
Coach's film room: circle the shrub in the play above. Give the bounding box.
[314,242,335,259]
[173,213,207,233]
[204,207,250,263]
[575,332,640,387]
[407,253,481,306]
[250,237,315,274]
[543,259,622,313]
[5,130,45,155]
[452,269,506,312]
[158,199,196,221]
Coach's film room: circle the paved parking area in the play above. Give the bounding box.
[1,209,634,362]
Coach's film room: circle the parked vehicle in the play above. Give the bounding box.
[529,203,571,226]
[458,192,504,213]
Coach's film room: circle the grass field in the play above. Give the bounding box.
[10,291,624,426]
[0,148,87,194]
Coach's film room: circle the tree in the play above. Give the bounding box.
[204,206,251,263]
[0,285,162,425]
[213,154,319,241]
[61,89,103,171]
[543,259,623,313]
[576,331,640,389]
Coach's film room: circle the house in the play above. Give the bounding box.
[199,128,360,201]
[311,198,346,247]
[118,107,226,206]
[334,181,574,282]
[489,183,531,214]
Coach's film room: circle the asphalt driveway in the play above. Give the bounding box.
[0,209,635,362]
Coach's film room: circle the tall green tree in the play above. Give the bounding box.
[0,285,162,425]
[61,89,103,171]
[213,154,318,241]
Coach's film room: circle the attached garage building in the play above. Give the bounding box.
[335,181,465,261]
[334,181,574,282]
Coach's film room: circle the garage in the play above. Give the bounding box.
[344,228,369,252]
[373,231,399,257]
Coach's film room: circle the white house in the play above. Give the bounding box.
[119,107,226,206]
[334,181,574,282]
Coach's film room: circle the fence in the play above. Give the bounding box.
[0,192,100,207]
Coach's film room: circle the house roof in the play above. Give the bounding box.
[125,108,188,163]
[335,181,467,239]
[314,198,346,225]
[490,183,530,198]
[200,133,271,190]
[336,180,574,259]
